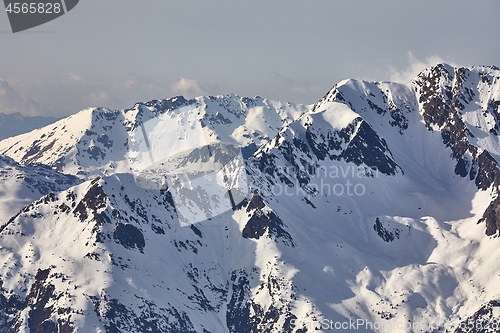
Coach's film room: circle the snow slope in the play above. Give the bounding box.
[0,155,78,226]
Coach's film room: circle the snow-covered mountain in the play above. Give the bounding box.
[1,65,500,333]
[0,95,308,177]
[246,64,500,331]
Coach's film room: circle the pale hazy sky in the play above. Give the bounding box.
[0,0,499,116]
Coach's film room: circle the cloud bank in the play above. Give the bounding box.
[389,52,458,83]
[171,78,206,98]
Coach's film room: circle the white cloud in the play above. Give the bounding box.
[86,90,112,107]
[290,85,324,95]
[83,73,166,110]
[0,78,45,116]
[389,52,458,83]
[67,72,84,82]
[1,74,214,117]
[117,72,162,92]
[171,78,205,98]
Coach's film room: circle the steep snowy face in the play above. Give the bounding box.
[0,175,308,333]
[413,65,500,235]
[0,155,79,226]
[0,176,178,332]
[254,101,402,192]
[308,64,500,235]
[0,107,126,176]
[239,64,500,330]
[0,95,309,177]
[0,95,311,333]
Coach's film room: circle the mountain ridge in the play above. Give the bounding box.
[1,64,500,332]
[0,94,309,177]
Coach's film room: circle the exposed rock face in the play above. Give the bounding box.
[412,65,500,235]
[242,192,295,246]
[454,300,500,333]
[113,223,145,252]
